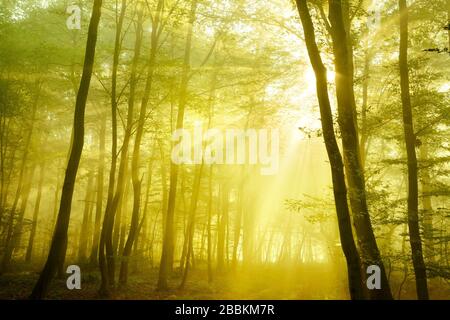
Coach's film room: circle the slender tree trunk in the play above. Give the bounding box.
[99,0,127,296]
[133,156,154,270]
[0,115,8,223]
[113,165,130,255]
[420,144,434,263]
[179,169,189,272]
[360,45,370,169]
[118,8,145,286]
[0,83,39,274]
[207,166,213,283]
[295,0,365,300]
[89,116,106,265]
[78,171,94,262]
[179,164,203,288]
[328,0,392,300]
[2,164,36,271]
[398,0,429,300]
[232,177,243,270]
[157,0,198,291]
[30,0,103,299]
[217,183,228,272]
[25,163,45,263]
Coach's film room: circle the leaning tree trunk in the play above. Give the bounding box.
[328,0,393,300]
[398,0,429,300]
[29,0,103,299]
[295,0,365,300]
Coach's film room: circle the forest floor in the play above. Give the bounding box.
[0,262,350,300]
[0,262,448,300]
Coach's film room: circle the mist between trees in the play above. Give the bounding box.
[0,0,449,300]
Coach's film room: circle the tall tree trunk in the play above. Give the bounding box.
[328,0,393,300]
[179,164,203,289]
[112,164,130,255]
[30,0,103,299]
[118,7,145,286]
[25,163,45,263]
[157,0,198,291]
[99,0,127,296]
[398,0,429,300]
[2,164,36,271]
[207,166,213,283]
[295,0,365,300]
[78,171,94,262]
[217,183,229,272]
[300,0,362,293]
[89,116,106,265]
[420,144,434,263]
[0,83,39,274]
[132,156,154,271]
[360,44,371,169]
[232,187,243,270]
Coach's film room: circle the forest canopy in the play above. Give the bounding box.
[0,0,449,300]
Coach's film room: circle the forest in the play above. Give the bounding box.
[0,0,449,300]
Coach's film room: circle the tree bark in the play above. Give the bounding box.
[157,0,198,291]
[217,183,229,272]
[89,116,106,265]
[360,45,371,169]
[419,144,434,263]
[0,83,39,274]
[328,0,393,299]
[179,164,204,288]
[78,171,94,262]
[207,166,214,283]
[398,0,429,300]
[99,0,127,296]
[30,0,103,299]
[295,0,365,300]
[25,163,45,263]
[118,7,145,286]
[1,164,35,271]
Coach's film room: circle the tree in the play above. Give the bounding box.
[99,0,127,296]
[295,0,365,300]
[328,0,393,300]
[157,0,198,291]
[25,162,45,263]
[118,5,145,286]
[29,0,103,299]
[398,0,429,300]
[89,116,106,265]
